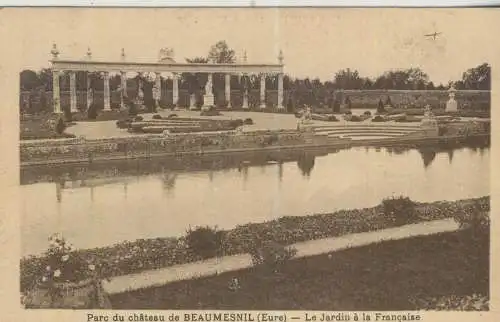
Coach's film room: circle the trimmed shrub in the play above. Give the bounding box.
[87,104,98,120]
[381,196,417,226]
[344,111,352,115]
[243,118,254,125]
[152,114,162,120]
[229,119,244,128]
[167,114,178,119]
[372,115,386,122]
[200,109,222,116]
[349,115,363,122]
[185,226,224,260]
[63,108,73,122]
[327,115,339,122]
[134,116,143,122]
[116,119,132,129]
[385,96,392,107]
[55,118,66,134]
[364,111,372,116]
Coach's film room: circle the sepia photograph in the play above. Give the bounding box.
[15,7,492,312]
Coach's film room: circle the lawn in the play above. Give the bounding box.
[109,227,489,311]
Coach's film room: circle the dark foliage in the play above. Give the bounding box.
[55,118,66,134]
[185,226,224,260]
[381,196,417,226]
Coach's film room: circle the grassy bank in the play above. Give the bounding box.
[109,226,489,310]
[20,196,489,294]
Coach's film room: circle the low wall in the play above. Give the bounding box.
[20,130,314,164]
[340,89,490,110]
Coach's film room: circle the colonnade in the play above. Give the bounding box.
[50,45,285,113]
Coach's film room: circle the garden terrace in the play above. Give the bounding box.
[19,129,318,165]
[20,196,489,294]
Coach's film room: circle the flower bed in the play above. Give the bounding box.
[20,196,489,293]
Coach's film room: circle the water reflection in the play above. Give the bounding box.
[297,153,316,177]
[418,148,437,169]
[21,139,490,256]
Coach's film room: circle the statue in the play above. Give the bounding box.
[445,85,458,112]
[159,48,175,62]
[424,104,433,118]
[301,106,312,123]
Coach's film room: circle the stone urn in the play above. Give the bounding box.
[23,279,111,309]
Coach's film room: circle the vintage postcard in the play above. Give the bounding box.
[0,5,498,322]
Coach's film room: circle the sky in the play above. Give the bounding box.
[7,7,499,85]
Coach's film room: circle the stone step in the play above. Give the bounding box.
[337,133,404,138]
[320,129,417,136]
[313,125,420,131]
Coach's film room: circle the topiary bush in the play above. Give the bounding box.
[372,115,386,122]
[229,119,244,128]
[364,111,372,116]
[349,115,363,122]
[55,117,66,134]
[200,109,222,116]
[167,114,178,119]
[134,116,143,122]
[87,103,98,120]
[185,226,224,260]
[381,196,417,226]
[327,115,339,122]
[243,118,254,125]
[152,114,162,120]
[116,119,132,129]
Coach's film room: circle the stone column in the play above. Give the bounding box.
[189,93,196,110]
[202,73,214,110]
[69,71,78,113]
[277,73,284,110]
[52,70,61,114]
[137,74,144,106]
[120,71,127,109]
[172,73,179,107]
[225,73,231,108]
[242,75,249,109]
[103,71,111,111]
[260,73,266,109]
[155,72,161,108]
[86,72,93,111]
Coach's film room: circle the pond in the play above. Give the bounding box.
[21,141,489,257]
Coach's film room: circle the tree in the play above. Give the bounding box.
[20,70,40,91]
[460,63,490,90]
[184,57,209,94]
[207,41,236,64]
[333,68,363,89]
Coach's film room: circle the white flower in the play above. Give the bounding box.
[88,264,95,271]
[53,269,61,278]
[42,276,48,282]
[61,255,69,262]
[45,266,51,271]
